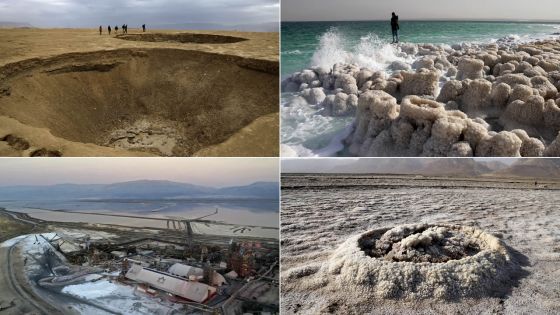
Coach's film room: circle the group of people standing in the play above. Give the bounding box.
[98,24,146,35]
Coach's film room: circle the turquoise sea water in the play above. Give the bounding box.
[281,20,560,156]
[281,20,560,77]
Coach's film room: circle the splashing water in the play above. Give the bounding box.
[309,28,406,71]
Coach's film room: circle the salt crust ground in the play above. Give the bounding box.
[280,175,560,314]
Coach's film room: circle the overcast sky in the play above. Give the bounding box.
[0,158,278,187]
[0,0,278,27]
[282,0,560,22]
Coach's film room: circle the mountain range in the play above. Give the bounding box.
[283,158,560,179]
[0,180,279,201]
[0,21,33,28]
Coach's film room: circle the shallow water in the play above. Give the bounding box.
[0,199,279,228]
[281,20,560,156]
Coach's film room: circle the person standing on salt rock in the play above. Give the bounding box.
[98,25,102,35]
[108,25,111,35]
[391,12,400,43]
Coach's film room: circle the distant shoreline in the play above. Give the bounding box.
[282,19,560,24]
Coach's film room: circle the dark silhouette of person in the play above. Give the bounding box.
[115,25,118,34]
[142,24,146,32]
[108,25,111,35]
[99,25,102,35]
[122,24,125,34]
[390,12,399,43]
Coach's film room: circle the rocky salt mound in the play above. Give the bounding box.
[282,40,560,156]
[282,224,520,301]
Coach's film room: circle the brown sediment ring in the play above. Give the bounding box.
[115,32,249,44]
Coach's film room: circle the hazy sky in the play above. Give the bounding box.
[0,0,279,27]
[282,0,560,22]
[281,158,517,173]
[0,158,278,187]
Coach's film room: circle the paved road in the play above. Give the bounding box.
[0,236,62,315]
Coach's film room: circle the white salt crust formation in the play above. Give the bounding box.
[282,39,560,156]
[282,224,517,301]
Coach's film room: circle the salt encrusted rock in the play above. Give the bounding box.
[496,73,532,87]
[335,74,358,95]
[511,129,545,157]
[499,62,516,76]
[509,84,534,103]
[448,141,473,156]
[530,76,558,99]
[500,52,522,63]
[400,69,439,96]
[544,132,560,156]
[400,43,418,55]
[464,118,490,149]
[423,114,468,156]
[309,80,321,88]
[389,60,411,71]
[503,95,545,125]
[457,57,485,80]
[359,90,400,120]
[356,69,374,88]
[525,56,540,66]
[282,79,300,92]
[460,79,492,112]
[476,131,522,157]
[515,61,533,74]
[519,46,542,56]
[324,92,358,117]
[491,82,512,107]
[436,80,463,103]
[302,87,326,105]
[298,69,318,84]
[400,96,446,121]
[544,99,560,129]
[481,53,500,68]
[412,57,435,70]
[524,66,548,77]
[446,66,458,77]
[537,59,560,72]
[286,39,560,156]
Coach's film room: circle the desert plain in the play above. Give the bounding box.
[0,28,279,157]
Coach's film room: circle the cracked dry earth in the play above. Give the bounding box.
[280,175,560,314]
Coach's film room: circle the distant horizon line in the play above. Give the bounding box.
[0,179,277,188]
[282,18,560,23]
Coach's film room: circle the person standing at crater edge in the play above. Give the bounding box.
[99,25,102,35]
[108,25,111,35]
[390,12,399,43]
[142,24,146,32]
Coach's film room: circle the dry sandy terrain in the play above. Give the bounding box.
[0,28,279,157]
[281,174,560,314]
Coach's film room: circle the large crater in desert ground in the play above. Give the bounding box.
[284,224,523,301]
[0,48,278,156]
[116,33,248,44]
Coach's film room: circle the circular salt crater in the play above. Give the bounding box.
[322,224,515,299]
